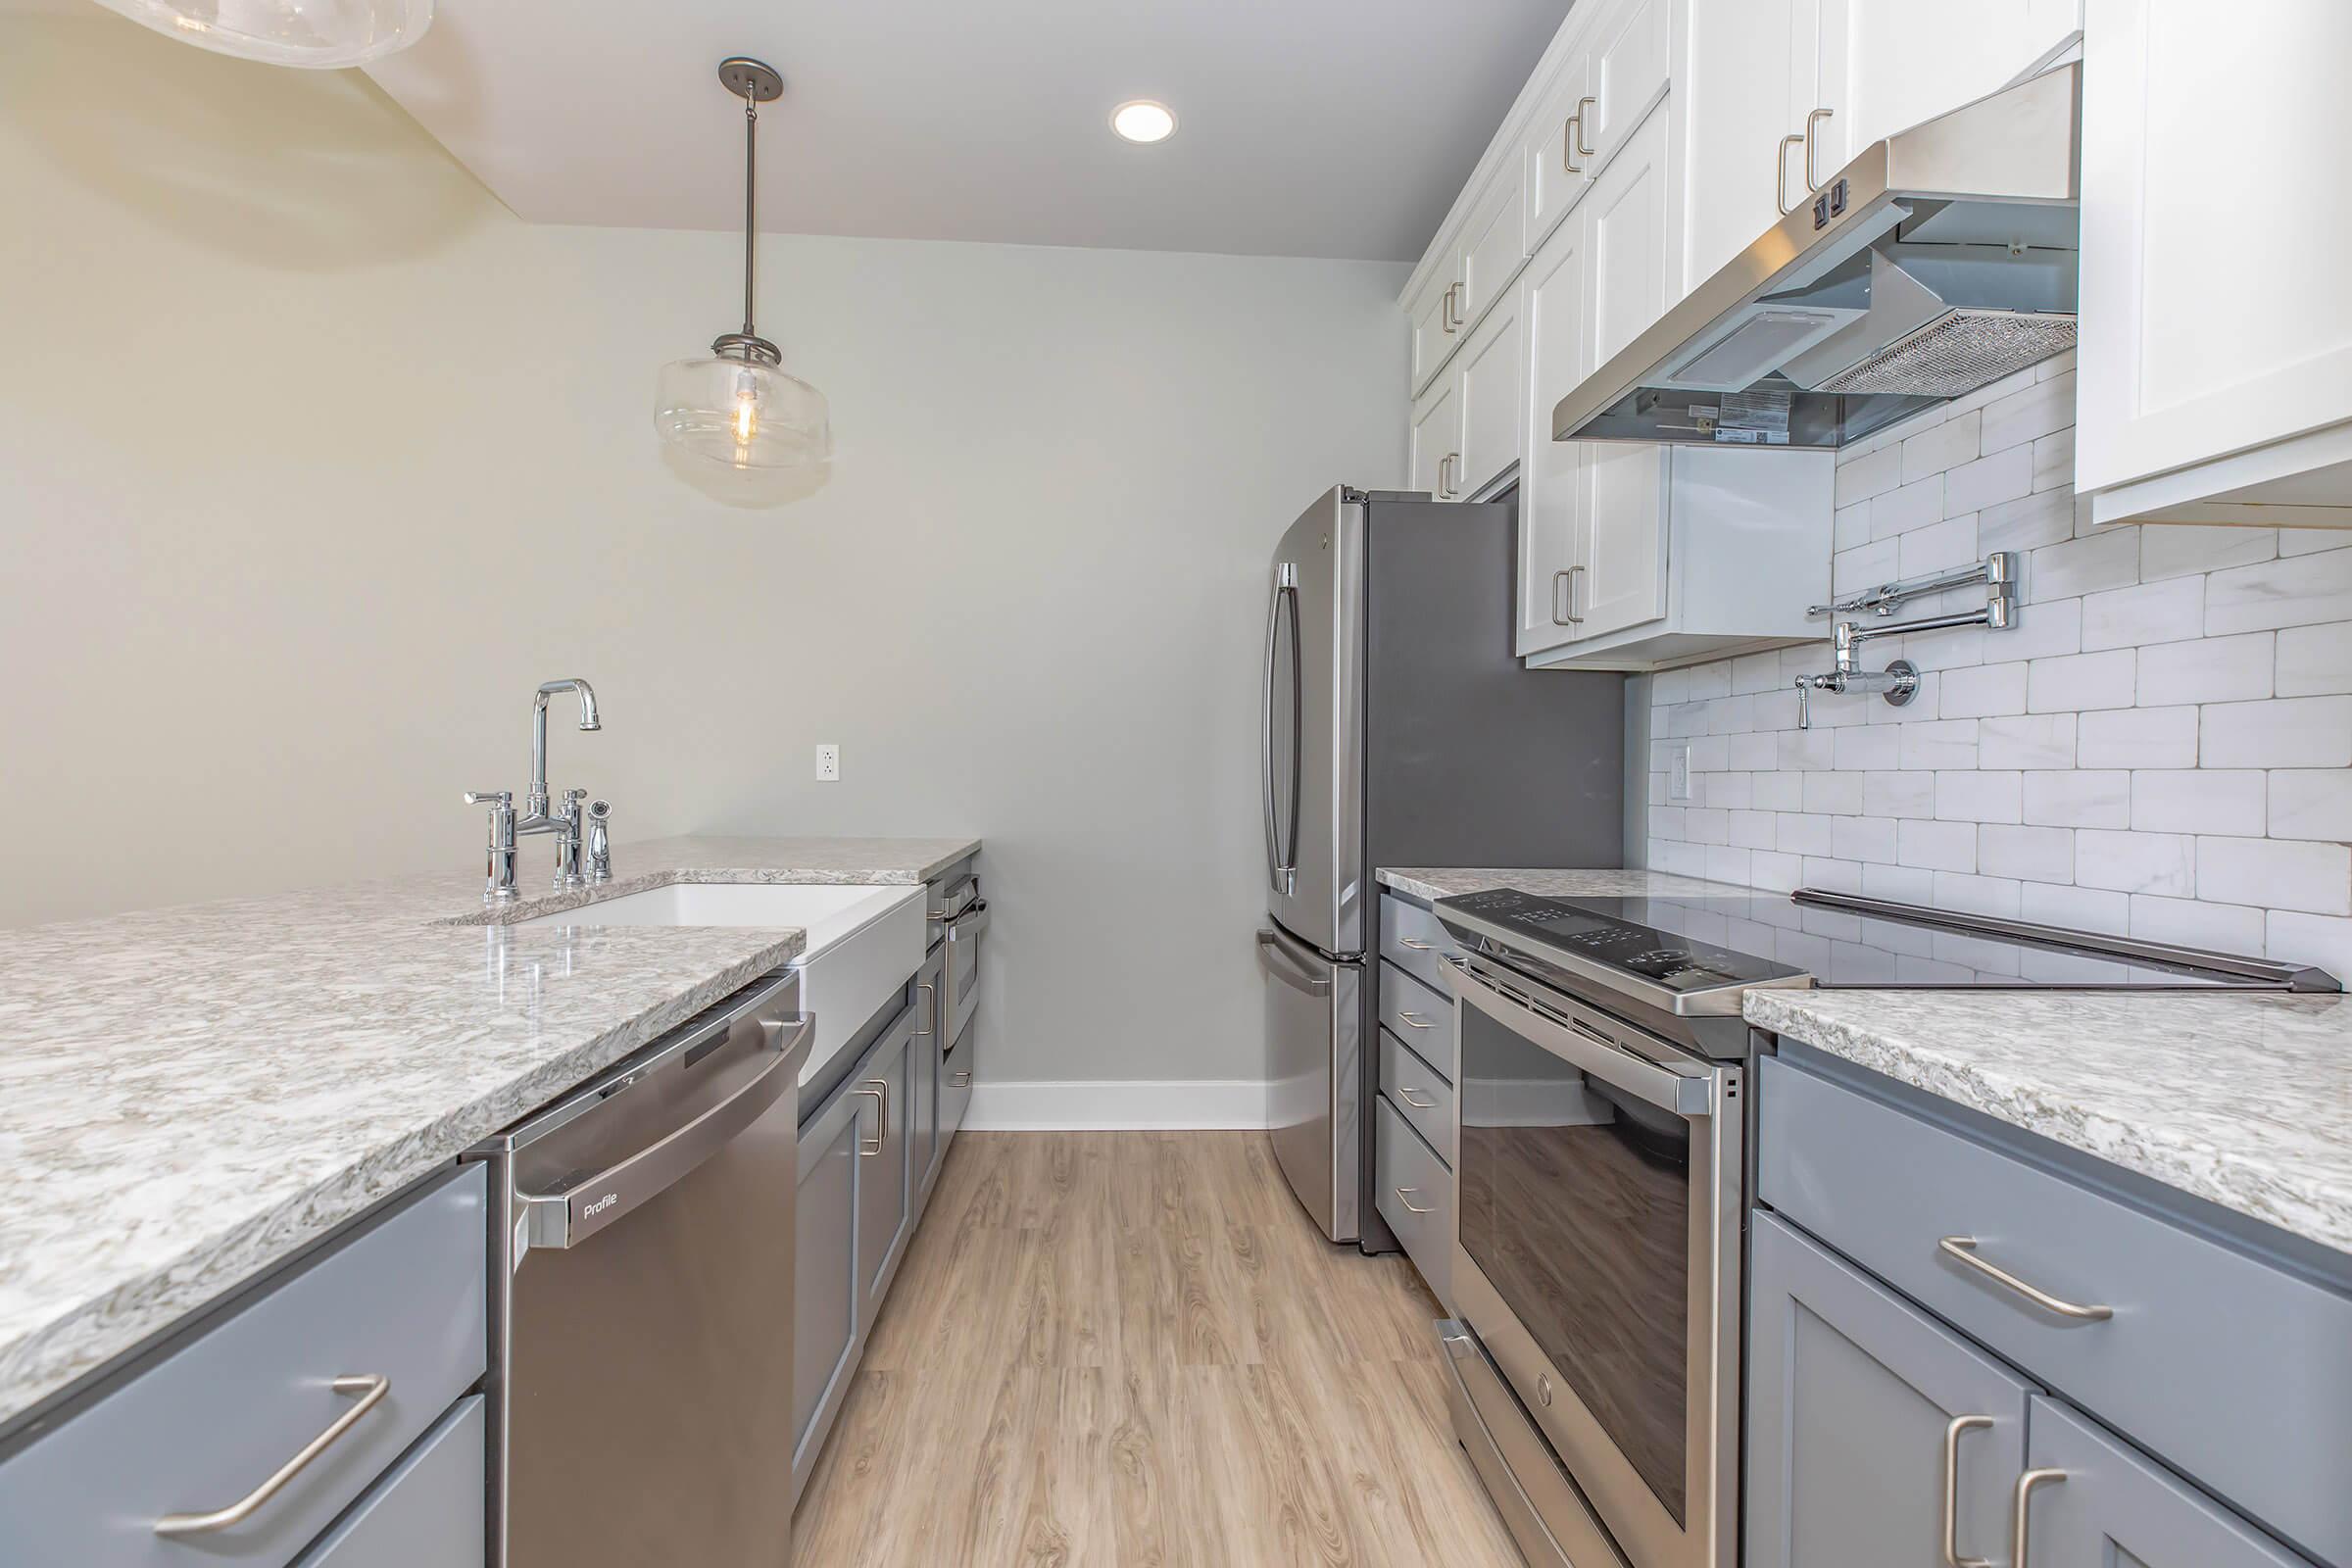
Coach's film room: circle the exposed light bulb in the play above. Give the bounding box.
[1110,100,1177,143]
[731,369,761,460]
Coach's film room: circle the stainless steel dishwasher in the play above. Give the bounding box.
[473,970,813,1568]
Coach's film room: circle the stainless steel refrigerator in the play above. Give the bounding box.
[1256,485,1623,1247]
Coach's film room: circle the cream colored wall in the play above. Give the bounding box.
[0,15,1408,1090]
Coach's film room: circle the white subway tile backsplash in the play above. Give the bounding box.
[2277,623,2352,697]
[1936,770,2023,824]
[2269,770,2352,842]
[2137,631,2274,705]
[1898,414,1975,485]
[1943,445,2034,515]
[2197,836,2351,916]
[2200,697,2352,768]
[1982,371,2074,454]
[2139,524,2276,583]
[2029,529,2139,600]
[1939,662,2029,718]
[1644,411,2352,949]
[1979,824,2074,883]
[2028,650,2135,712]
[1978,713,2076,770]
[2081,577,2203,652]
[2206,549,2352,636]
[2077,706,2200,769]
[2075,830,2196,897]
[2131,770,2266,836]
[2023,770,2132,828]
[1897,818,1979,872]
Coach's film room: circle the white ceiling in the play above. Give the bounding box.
[366,0,1573,262]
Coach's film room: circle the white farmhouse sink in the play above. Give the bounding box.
[520,882,925,1086]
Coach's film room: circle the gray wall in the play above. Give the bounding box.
[0,14,1409,1094]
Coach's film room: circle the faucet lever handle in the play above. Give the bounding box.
[464,791,514,808]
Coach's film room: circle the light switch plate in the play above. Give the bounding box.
[815,744,840,782]
[1668,744,1692,802]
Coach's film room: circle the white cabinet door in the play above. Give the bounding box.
[1682,0,1814,290]
[1582,0,1671,174]
[1408,268,1458,397]
[1522,52,1592,252]
[2077,0,2352,507]
[1576,106,1672,641]
[1457,285,1526,499]
[1806,0,2079,176]
[1457,163,1528,333]
[1517,209,1591,656]
[1409,376,1463,501]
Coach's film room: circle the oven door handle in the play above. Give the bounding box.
[1448,961,1714,1117]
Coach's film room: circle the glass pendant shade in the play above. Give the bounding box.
[655,353,832,470]
[92,0,431,67]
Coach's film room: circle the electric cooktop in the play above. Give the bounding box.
[1432,886,2338,1020]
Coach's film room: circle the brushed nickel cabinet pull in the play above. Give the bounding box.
[1803,106,1835,192]
[1572,96,1595,157]
[1552,565,1585,626]
[1396,1010,1434,1030]
[154,1374,390,1537]
[853,1084,886,1155]
[1941,1415,1993,1568]
[1777,131,1806,216]
[1563,115,1583,173]
[914,981,935,1037]
[1937,1237,2113,1320]
[1395,1187,1434,1214]
[1398,939,1436,951]
[2010,1468,2066,1568]
[1397,1088,1438,1109]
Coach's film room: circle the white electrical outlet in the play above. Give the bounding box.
[814,744,840,782]
[1668,743,1692,803]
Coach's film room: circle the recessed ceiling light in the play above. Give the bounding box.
[1110,100,1177,144]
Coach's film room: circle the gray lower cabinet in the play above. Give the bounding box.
[1374,1096,1452,1308]
[857,1011,916,1319]
[1746,1210,2031,1568]
[911,942,945,1197]
[292,1396,485,1567]
[0,1165,486,1568]
[793,1071,864,1496]
[940,1009,975,1146]
[2021,1396,2320,1568]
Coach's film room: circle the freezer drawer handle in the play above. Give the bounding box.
[1256,929,1332,997]
[516,1014,811,1252]
[154,1374,390,1537]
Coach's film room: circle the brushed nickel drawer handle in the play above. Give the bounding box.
[1394,1187,1434,1215]
[950,1071,972,1089]
[1398,939,1436,951]
[1941,1415,1993,1568]
[1937,1237,2113,1321]
[2010,1468,2066,1568]
[913,981,935,1036]
[154,1373,390,1537]
[1396,1010,1434,1030]
[1397,1088,1437,1109]
[853,1084,886,1155]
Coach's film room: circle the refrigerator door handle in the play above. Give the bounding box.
[1262,563,1300,896]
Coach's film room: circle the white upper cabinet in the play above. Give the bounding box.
[1521,54,1592,251]
[1517,201,1592,655]
[1681,0,1812,289]
[1580,0,1672,173]
[2077,0,2352,527]
[1407,268,1458,398]
[1801,0,2082,176]
[1456,164,1528,334]
[1409,375,1462,503]
[1456,288,1527,502]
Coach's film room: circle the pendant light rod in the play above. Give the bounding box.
[743,93,758,339]
[711,58,785,365]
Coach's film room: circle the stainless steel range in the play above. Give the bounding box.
[1427,885,2337,1568]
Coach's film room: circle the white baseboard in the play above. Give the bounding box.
[963,1079,1272,1132]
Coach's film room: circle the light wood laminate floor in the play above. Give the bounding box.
[792,1131,1526,1568]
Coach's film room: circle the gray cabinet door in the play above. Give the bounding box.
[2021,1396,2319,1568]
[1747,1211,2033,1568]
[855,1012,914,1321]
[793,1081,863,1499]
[939,1012,974,1151]
[292,1396,484,1568]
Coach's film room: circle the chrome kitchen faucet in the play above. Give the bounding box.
[1793,554,2019,729]
[465,678,607,903]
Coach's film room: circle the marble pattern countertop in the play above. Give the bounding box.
[0,834,979,1428]
[1747,989,2352,1259]
[1376,866,1748,903]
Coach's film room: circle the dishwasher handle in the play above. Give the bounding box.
[517,1012,812,1252]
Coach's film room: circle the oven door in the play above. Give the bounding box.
[1446,956,1740,1568]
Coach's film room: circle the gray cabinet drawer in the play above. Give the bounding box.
[0,1165,487,1568]
[1379,895,1459,995]
[1761,1058,2352,1566]
[2021,1395,2319,1568]
[1379,1026,1455,1167]
[1376,1096,1452,1306]
[1378,960,1454,1084]
[292,1396,484,1568]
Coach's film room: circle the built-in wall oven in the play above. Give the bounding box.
[936,873,987,1130]
[1441,948,1741,1568]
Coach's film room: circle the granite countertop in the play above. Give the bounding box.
[0,834,979,1429]
[1747,989,2352,1259]
[1377,866,1749,903]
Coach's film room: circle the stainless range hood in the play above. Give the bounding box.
[1554,63,2081,452]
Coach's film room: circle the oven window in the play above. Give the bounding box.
[1457,994,1690,1525]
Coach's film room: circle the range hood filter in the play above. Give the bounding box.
[1813,308,2077,398]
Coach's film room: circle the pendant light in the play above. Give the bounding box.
[90,0,430,67]
[655,58,833,472]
